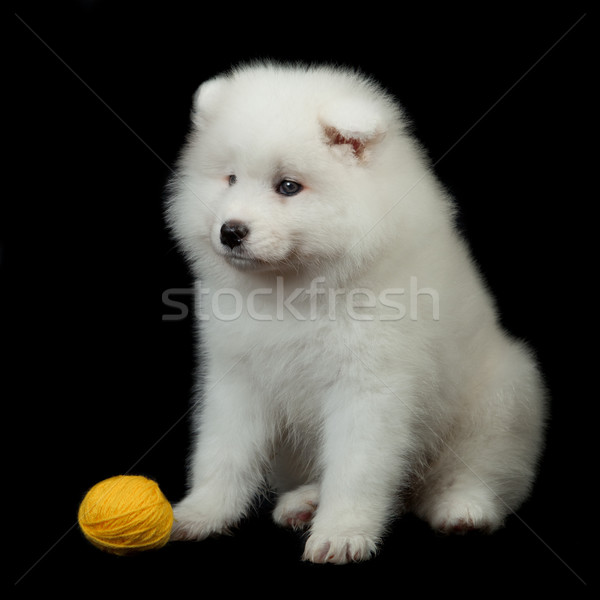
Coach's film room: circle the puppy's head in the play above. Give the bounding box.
[167,62,408,277]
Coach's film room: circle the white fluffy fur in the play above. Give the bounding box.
[166,62,546,563]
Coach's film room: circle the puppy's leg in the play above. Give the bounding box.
[414,428,540,534]
[171,374,269,541]
[303,385,413,564]
[414,341,546,533]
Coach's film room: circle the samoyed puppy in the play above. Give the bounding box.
[166,61,546,563]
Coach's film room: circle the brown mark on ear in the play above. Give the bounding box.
[322,124,385,162]
[323,126,366,158]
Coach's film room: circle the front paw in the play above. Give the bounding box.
[302,532,378,564]
[170,497,233,541]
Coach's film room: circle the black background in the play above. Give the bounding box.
[10,2,593,592]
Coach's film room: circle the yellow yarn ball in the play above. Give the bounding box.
[78,475,173,555]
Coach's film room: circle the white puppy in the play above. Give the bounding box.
[166,62,546,563]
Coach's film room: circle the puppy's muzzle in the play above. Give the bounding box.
[220,221,249,249]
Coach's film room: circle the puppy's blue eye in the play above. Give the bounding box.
[228,174,237,186]
[277,180,302,196]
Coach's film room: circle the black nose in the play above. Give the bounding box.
[220,221,249,249]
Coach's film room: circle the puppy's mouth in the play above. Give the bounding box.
[220,246,272,271]
[225,252,265,269]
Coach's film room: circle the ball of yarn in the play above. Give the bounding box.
[78,475,173,555]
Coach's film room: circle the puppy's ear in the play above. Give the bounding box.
[191,77,225,128]
[320,98,386,161]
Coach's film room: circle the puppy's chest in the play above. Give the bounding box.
[207,315,344,402]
